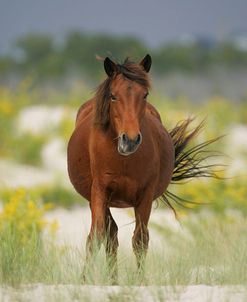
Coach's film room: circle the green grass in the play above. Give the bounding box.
[150,213,247,285]
[1,212,246,287]
[1,192,247,301]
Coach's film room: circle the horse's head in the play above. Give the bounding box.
[96,55,152,156]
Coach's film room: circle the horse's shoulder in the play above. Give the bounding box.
[75,99,95,126]
[146,103,162,122]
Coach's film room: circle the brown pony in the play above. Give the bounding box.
[67,55,217,279]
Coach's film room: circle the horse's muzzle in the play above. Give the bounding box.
[118,132,142,156]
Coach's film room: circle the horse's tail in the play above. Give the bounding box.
[161,118,222,217]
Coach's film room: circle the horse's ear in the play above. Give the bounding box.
[104,57,116,77]
[139,54,152,73]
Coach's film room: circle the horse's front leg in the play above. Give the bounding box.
[86,180,107,258]
[104,208,119,284]
[132,192,153,271]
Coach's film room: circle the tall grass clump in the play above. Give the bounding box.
[149,213,247,285]
[0,189,57,285]
[0,190,246,287]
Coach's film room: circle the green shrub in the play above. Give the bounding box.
[8,133,47,166]
[0,189,57,285]
[167,176,247,216]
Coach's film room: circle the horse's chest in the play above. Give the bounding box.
[104,157,156,207]
[106,152,155,181]
[107,175,141,207]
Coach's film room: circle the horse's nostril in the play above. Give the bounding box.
[122,133,128,143]
[121,133,141,146]
[136,133,141,144]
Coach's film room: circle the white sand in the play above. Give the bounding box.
[1,284,246,302]
[44,206,182,250]
[0,160,55,188]
[17,105,75,135]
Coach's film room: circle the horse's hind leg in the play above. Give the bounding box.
[104,208,119,283]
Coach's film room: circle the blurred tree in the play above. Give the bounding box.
[63,31,148,78]
[1,32,247,82]
[15,34,53,63]
[0,56,15,77]
[13,34,66,79]
[210,42,247,67]
[153,42,212,74]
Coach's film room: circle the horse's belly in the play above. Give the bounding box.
[155,133,175,198]
[67,121,92,201]
[108,199,133,208]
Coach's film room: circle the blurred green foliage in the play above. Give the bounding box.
[0,87,48,165]
[1,32,247,81]
[166,176,247,217]
[9,133,47,166]
[0,83,247,212]
[0,185,82,209]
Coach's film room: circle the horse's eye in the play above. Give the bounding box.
[110,94,117,102]
[143,92,149,100]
